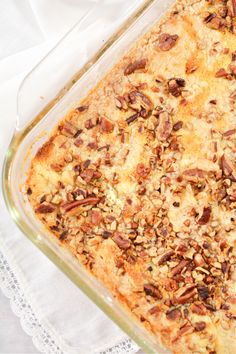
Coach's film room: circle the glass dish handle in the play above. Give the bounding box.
[16,0,143,132]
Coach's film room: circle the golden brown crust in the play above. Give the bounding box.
[26,1,236,353]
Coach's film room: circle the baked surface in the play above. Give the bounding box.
[26,1,236,353]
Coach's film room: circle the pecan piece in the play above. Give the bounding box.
[76,105,89,112]
[144,284,162,299]
[157,250,174,265]
[173,120,183,131]
[190,303,207,315]
[61,197,100,213]
[197,206,211,225]
[171,260,189,276]
[168,78,186,97]
[194,321,206,331]
[157,111,173,141]
[186,57,198,74]
[215,68,228,78]
[158,33,179,51]
[100,116,114,133]
[115,96,128,110]
[193,253,205,266]
[60,120,78,137]
[198,286,209,300]
[124,59,147,75]
[232,0,236,17]
[166,308,181,321]
[174,284,197,304]
[220,154,236,181]
[126,112,140,125]
[113,232,131,250]
[223,128,236,137]
[35,203,56,214]
[182,168,206,182]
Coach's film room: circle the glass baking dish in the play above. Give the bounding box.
[2,0,176,352]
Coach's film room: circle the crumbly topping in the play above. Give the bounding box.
[26,1,236,353]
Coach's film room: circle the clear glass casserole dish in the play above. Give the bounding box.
[2,1,176,352]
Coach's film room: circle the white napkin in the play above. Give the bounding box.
[0,1,143,353]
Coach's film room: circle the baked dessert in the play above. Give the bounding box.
[26,0,236,353]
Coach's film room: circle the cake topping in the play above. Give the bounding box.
[124,59,147,75]
[158,33,179,51]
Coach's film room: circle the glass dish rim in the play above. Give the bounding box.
[2,1,169,353]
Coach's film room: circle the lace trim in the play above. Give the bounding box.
[0,242,138,354]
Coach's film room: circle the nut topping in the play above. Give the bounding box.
[158,33,179,51]
[166,308,181,321]
[61,198,100,213]
[144,284,162,299]
[197,206,211,225]
[157,250,174,265]
[157,111,173,141]
[35,203,56,214]
[168,78,186,97]
[113,232,131,250]
[124,59,147,75]
[174,284,197,304]
[100,117,114,133]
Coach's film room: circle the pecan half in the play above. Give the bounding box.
[144,284,162,299]
[35,203,56,214]
[197,206,211,225]
[128,90,153,117]
[124,59,147,75]
[174,284,197,304]
[156,111,173,141]
[113,232,131,250]
[61,197,100,213]
[100,117,114,133]
[171,260,189,276]
[158,33,179,51]
[168,78,186,97]
[166,308,181,321]
[157,250,174,265]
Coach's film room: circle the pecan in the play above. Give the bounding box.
[193,253,205,266]
[85,117,98,129]
[61,197,100,213]
[126,112,140,125]
[171,260,189,276]
[215,68,228,78]
[173,120,183,131]
[144,284,162,299]
[176,323,194,338]
[60,120,78,137]
[198,286,209,300]
[198,206,211,225]
[102,230,112,239]
[128,90,153,116]
[91,210,102,225]
[113,232,131,250]
[158,33,179,51]
[74,138,83,147]
[194,321,206,331]
[100,117,114,133]
[220,154,236,180]
[223,128,236,137]
[80,169,95,183]
[204,13,217,23]
[27,187,32,195]
[136,163,151,180]
[190,303,207,315]
[174,284,197,304]
[166,308,181,321]
[35,203,56,214]
[232,0,236,16]
[230,89,236,100]
[205,14,223,30]
[182,168,206,182]
[124,59,147,75]
[76,105,88,112]
[168,78,186,97]
[156,111,173,141]
[229,63,236,75]
[59,230,68,241]
[157,250,174,265]
[115,96,128,110]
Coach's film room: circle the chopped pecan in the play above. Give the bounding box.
[157,111,173,141]
[80,169,95,183]
[100,117,114,133]
[124,59,147,75]
[113,232,131,250]
[136,163,151,180]
[220,154,236,180]
[193,253,205,266]
[173,120,183,131]
[74,138,83,147]
[35,203,56,214]
[61,197,100,213]
[198,286,209,300]
[223,128,236,137]
[230,89,236,100]
[168,78,185,97]
[176,323,194,337]
[91,210,102,225]
[182,168,206,182]
[157,250,174,265]
[194,321,206,331]
[166,308,181,321]
[27,187,32,195]
[205,13,223,30]
[229,62,236,75]
[215,68,228,78]
[126,112,140,125]
[158,33,179,51]
[76,105,89,112]
[186,57,198,74]
[171,260,189,276]
[60,120,78,137]
[128,90,153,117]
[232,0,236,17]
[85,117,98,129]
[190,303,207,315]
[144,284,162,299]
[204,13,216,23]
[198,206,211,225]
[115,96,128,110]
[174,284,197,304]
[102,230,112,239]
[59,230,68,241]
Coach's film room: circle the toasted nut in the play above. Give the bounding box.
[124,59,147,75]
[113,232,131,250]
[144,284,162,299]
[158,33,179,51]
